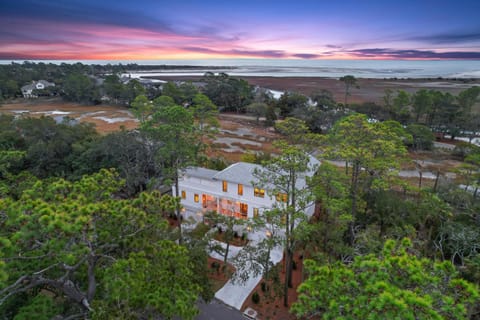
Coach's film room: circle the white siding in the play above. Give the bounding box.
[174,162,316,219]
[175,174,279,218]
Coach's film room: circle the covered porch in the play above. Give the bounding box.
[201,194,248,219]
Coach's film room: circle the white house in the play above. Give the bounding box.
[21,80,55,98]
[174,156,320,220]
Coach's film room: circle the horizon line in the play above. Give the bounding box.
[2,57,480,62]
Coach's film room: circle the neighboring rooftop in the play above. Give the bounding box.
[37,80,55,86]
[21,80,55,92]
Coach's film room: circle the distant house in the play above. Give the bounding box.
[174,156,319,220]
[21,80,55,98]
[119,75,132,84]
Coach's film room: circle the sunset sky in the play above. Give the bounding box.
[1,0,480,60]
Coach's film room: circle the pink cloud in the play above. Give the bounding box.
[6,16,473,61]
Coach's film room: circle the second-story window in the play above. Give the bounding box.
[222,180,228,192]
[254,187,265,198]
[238,184,243,195]
[276,193,288,202]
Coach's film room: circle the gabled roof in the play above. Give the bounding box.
[21,84,35,92]
[37,80,55,87]
[184,167,219,180]
[21,80,55,92]
[213,162,261,185]
[184,154,320,187]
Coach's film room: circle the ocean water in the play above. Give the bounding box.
[2,59,480,78]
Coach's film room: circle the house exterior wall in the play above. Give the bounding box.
[174,157,319,220]
[175,174,275,219]
[21,85,34,98]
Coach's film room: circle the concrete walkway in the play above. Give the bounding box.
[211,233,283,310]
[214,247,283,310]
[182,207,287,311]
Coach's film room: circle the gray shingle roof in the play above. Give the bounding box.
[213,162,261,185]
[21,80,55,92]
[184,154,320,187]
[21,84,35,92]
[183,167,219,180]
[37,80,55,87]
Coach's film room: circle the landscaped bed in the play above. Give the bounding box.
[207,257,235,292]
[241,253,304,320]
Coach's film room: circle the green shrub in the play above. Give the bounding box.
[211,261,220,272]
[252,291,260,304]
[261,282,269,292]
[191,223,210,239]
[13,295,61,320]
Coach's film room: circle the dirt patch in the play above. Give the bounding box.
[208,114,280,162]
[0,100,280,159]
[0,99,138,134]
[405,150,464,173]
[399,176,437,189]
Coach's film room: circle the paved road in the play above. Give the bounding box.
[195,299,245,320]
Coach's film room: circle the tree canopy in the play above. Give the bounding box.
[0,169,203,319]
[293,238,479,320]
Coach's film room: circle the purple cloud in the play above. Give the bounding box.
[181,46,288,58]
[349,48,480,59]
[409,31,480,44]
[325,44,342,49]
[292,53,321,59]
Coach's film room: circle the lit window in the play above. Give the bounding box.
[238,184,243,195]
[240,203,248,218]
[194,194,199,202]
[222,180,228,192]
[253,208,259,218]
[276,193,288,202]
[254,187,265,198]
[181,190,186,199]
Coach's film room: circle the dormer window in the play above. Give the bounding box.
[222,180,228,192]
